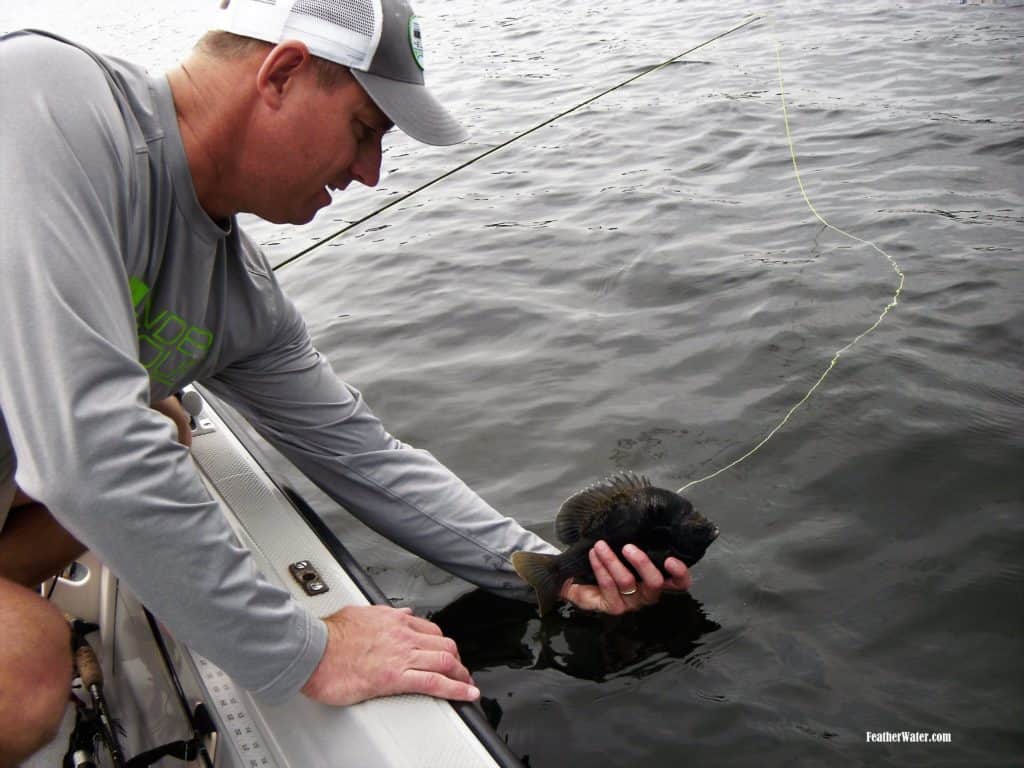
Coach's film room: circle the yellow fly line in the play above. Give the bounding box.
[267,10,904,494]
[677,17,906,494]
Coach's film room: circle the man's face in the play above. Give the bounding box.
[256,73,394,225]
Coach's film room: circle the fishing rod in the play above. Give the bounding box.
[269,9,902,493]
[68,620,127,768]
[65,615,216,768]
[64,697,101,768]
[272,13,764,273]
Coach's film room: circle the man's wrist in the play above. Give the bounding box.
[300,618,334,699]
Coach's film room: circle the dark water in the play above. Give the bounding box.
[5,1,1022,765]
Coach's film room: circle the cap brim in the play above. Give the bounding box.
[352,70,468,146]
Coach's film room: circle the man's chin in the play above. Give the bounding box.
[258,190,330,226]
[286,211,318,226]
[262,207,320,226]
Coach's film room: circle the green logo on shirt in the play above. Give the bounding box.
[130,277,213,386]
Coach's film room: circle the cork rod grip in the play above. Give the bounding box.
[75,643,102,688]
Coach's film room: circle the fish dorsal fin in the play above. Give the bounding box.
[555,472,652,544]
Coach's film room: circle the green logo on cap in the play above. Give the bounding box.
[409,15,424,70]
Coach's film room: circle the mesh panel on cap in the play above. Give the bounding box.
[291,0,376,38]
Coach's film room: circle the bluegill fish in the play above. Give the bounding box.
[511,473,718,615]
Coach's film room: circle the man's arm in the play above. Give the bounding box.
[202,240,693,615]
[0,33,324,701]
[201,268,559,602]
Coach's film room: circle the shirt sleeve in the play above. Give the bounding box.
[201,275,559,603]
[0,33,325,702]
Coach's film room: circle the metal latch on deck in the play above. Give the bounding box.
[289,560,329,596]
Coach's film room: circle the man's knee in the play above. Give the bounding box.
[0,577,72,766]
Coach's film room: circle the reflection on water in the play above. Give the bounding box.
[432,589,720,689]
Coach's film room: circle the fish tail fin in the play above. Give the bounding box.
[511,551,562,617]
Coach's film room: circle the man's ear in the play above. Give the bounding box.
[255,40,311,108]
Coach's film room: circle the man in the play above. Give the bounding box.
[0,0,692,762]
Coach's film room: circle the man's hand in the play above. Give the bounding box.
[558,541,692,616]
[150,395,192,448]
[301,605,479,706]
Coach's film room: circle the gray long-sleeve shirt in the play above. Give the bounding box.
[0,30,555,701]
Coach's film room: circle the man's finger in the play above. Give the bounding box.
[593,540,638,595]
[402,669,480,702]
[403,613,444,637]
[407,650,473,685]
[589,546,626,614]
[663,557,693,591]
[408,631,461,659]
[621,544,665,594]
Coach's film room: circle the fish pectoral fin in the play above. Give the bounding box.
[511,551,562,617]
[555,471,651,544]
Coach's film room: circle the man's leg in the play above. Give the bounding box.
[0,493,79,766]
[0,493,86,588]
[0,576,72,767]
[0,396,190,763]
[0,395,189,589]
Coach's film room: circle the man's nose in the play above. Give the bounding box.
[350,138,382,188]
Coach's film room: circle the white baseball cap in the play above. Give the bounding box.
[212,0,468,145]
